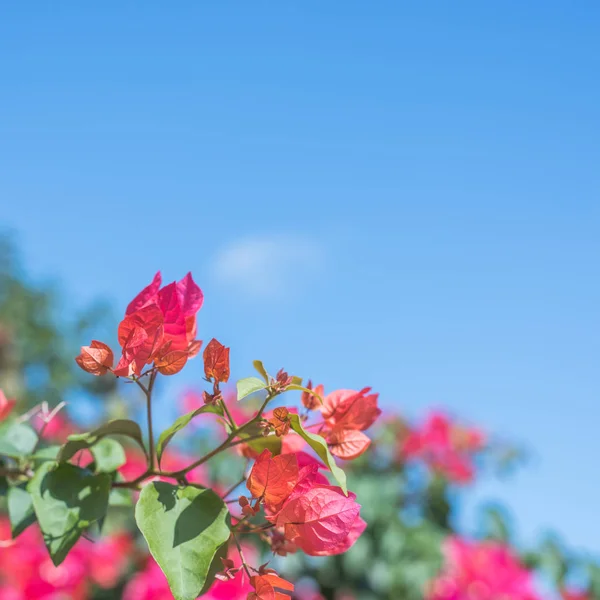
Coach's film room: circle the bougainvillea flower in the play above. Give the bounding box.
[75,340,114,376]
[113,304,164,376]
[427,537,541,600]
[276,485,362,556]
[0,389,16,422]
[247,449,299,512]
[204,338,231,383]
[401,412,484,484]
[301,380,324,411]
[326,427,371,460]
[321,387,381,431]
[0,518,132,600]
[125,271,203,352]
[248,573,294,600]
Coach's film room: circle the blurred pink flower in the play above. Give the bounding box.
[0,518,131,600]
[427,537,541,600]
[401,412,484,484]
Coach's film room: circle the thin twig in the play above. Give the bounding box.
[221,476,246,499]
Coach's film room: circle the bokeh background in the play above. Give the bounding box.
[1,3,598,599]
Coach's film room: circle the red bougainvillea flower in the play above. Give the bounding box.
[126,271,203,351]
[108,272,204,377]
[401,412,485,484]
[427,537,541,600]
[0,389,16,422]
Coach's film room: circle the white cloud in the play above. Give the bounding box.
[211,234,325,299]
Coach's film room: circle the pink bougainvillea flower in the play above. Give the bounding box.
[427,537,541,600]
[113,304,165,377]
[0,518,132,600]
[276,485,362,556]
[125,271,203,352]
[401,412,484,484]
[321,388,381,431]
[316,387,380,461]
[0,390,16,422]
[83,532,133,589]
[326,427,371,460]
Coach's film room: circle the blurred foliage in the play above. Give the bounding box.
[0,234,117,410]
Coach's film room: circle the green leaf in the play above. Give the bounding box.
[289,414,347,494]
[135,482,231,600]
[90,438,126,473]
[108,472,132,507]
[252,360,269,383]
[0,421,38,458]
[27,462,111,565]
[31,445,61,463]
[236,377,268,401]
[286,384,324,405]
[156,405,224,466]
[0,459,7,496]
[57,419,146,463]
[290,375,302,385]
[8,485,35,538]
[243,433,282,455]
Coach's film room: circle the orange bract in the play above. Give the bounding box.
[248,574,294,600]
[155,350,188,376]
[75,340,114,376]
[203,338,230,383]
[269,407,291,437]
[247,449,299,512]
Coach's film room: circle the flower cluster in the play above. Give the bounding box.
[0,517,132,599]
[400,411,485,483]
[76,272,203,378]
[427,537,540,600]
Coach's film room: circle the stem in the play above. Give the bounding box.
[136,372,157,470]
[147,372,157,470]
[232,532,252,579]
[222,476,246,499]
[220,397,238,429]
[163,393,275,478]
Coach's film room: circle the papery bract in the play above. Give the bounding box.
[269,407,291,437]
[176,272,204,317]
[247,449,299,511]
[248,574,294,600]
[301,380,324,411]
[114,304,164,376]
[155,350,188,375]
[126,271,162,316]
[326,427,371,460]
[204,338,231,383]
[75,340,114,376]
[322,388,381,431]
[276,485,362,556]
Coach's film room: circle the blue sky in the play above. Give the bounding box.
[1,2,599,555]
